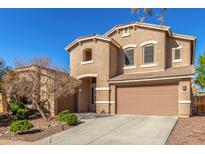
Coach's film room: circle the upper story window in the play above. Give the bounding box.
[81,48,94,65]
[83,48,92,62]
[172,46,182,63]
[143,45,154,64]
[124,48,134,66]
[174,49,181,60]
[122,28,130,37]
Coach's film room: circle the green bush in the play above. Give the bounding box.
[58,110,70,121]
[16,101,25,109]
[16,108,30,120]
[58,110,78,125]
[10,120,33,133]
[9,101,25,115]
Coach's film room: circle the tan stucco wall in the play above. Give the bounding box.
[109,44,119,78]
[166,36,192,68]
[109,26,166,74]
[110,85,116,114]
[69,24,194,116]
[96,103,115,114]
[178,79,192,117]
[69,26,193,80]
[79,78,91,112]
[95,85,116,114]
[96,90,109,101]
[70,40,110,87]
[179,103,191,117]
[56,95,75,114]
[70,39,118,114]
[179,80,191,101]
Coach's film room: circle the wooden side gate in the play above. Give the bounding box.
[195,96,205,115]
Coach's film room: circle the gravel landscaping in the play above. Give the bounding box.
[166,116,205,145]
[0,114,73,143]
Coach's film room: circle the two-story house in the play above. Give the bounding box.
[65,22,196,117]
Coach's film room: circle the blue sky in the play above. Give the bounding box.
[0,8,204,69]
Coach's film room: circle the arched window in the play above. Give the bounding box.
[141,41,157,65]
[83,48,92,62]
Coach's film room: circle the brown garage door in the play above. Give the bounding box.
[117,84,178,116]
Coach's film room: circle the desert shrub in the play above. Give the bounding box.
[9,101,25,115]
[16,108,30,120]
[10,120,33,133]
[58,110,78,125]
[58,110,70,122]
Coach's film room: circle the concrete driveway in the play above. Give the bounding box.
[37,115,177,145]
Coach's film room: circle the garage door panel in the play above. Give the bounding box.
[117,84,178,116]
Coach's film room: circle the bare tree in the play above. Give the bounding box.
[0,58,11,93]
[131,8,166,25]
[15,56,52,68]
[31,57,52,68]
[14,58,27,68]
[3,58,80,120]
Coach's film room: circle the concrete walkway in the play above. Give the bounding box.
[37,115,177,145]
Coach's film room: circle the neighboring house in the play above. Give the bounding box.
[14,65,76,116]
[0,93,7,113]
[65,22,196,117]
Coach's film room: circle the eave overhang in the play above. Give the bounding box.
[65,35,121,51]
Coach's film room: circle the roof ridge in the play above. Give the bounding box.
[77,34,111,40]
[103,21,171,36]
[15,64,69,75]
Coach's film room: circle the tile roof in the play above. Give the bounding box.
[109,65,195,83]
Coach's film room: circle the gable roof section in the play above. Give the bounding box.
[104,21,196,41]
[65,34,121,51]
[65,21,196,55]
[104,21,171,36]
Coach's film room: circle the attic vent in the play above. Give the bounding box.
[122,28,130,37]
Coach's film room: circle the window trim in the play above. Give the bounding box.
[123,65,137,70]
[140,40,157,47]
[172,46,182,63]
[81,60,94,65]
[77,73,98,80]
[122,44,137,49]
[141,63,157,68]
[173,59,182,63]
[142,44,155,65]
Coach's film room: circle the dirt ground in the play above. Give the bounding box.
[166,116,205,145]
[0,140,33,145]
[0,115,72,144]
